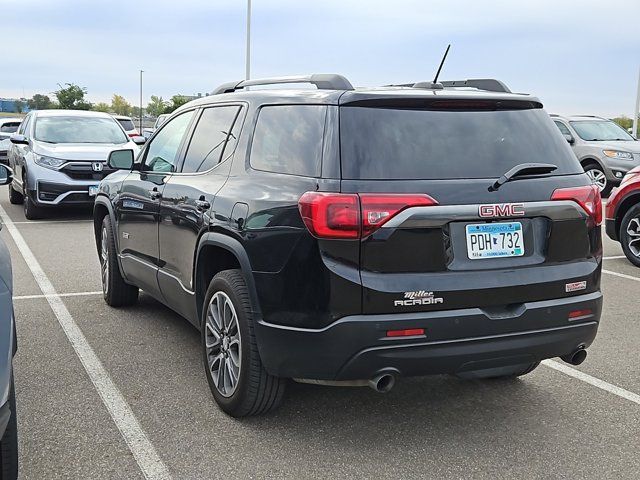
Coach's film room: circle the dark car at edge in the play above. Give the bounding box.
[93,74,603,417]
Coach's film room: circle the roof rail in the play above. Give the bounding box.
[438,79,511,93]
[212,74,354,95]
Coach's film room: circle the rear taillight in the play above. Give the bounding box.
[551,184,602,226]
[298,192,438,239]
[128,132,139,137]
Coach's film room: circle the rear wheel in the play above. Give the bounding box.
[619,204,640,267]
[0,373,18,480]
[23,194,42,220]
[202,270,286,417]
[456,361,540,380]
[584,164,611,196]
[101,216,139,306]
[8,185,22,205]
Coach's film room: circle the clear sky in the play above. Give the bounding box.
[1,0,639,117]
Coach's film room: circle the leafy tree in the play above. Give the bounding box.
[131,106,144,118]
[163,95,190,114]
[612,116,633,130]
[27,94,53,110]
[93,102,111,113]
[146,95,167,117]
[14,100,25,114]
[111,94,132,116]
[54,83,92,110]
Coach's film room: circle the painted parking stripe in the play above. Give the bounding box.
[0,205,172,480]
[10,219,92,225]
[602,269,640,282]
[542,360,640,406]
[603,255,626,260]
[14,291,103,300]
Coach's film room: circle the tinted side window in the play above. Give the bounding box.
[144,111,194,173]
[250,105,326,177]
[20,115,32,137]
[554,121,571,136]
[181,106,241,173]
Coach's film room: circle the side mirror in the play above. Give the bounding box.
[0,165,14,186]
[132,135,146,145]
[107,149,135,170]
[9,134,28,145]
[563,133,575,145]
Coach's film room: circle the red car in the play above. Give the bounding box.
[606,165,640,266]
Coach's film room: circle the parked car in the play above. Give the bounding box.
[112,115,140,138]
[142,114,169,139]
[0,118,22,167]
[7,110,145,220]
[0,164,19,479]
[94,74,603,417]
[605,165,640,265]
[551,115,640,195]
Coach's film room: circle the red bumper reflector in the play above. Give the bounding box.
[568,309,592,319]
[386,328,425,337]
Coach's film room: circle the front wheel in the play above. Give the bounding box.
[620,204,640,267]
[100,216,139,307]
[23,194,42,220]
[584,164,611,196]
[0,373,18,480]
[202,270,286,417]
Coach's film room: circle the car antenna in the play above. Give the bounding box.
[413,44,450,90]
[432,44,450,85]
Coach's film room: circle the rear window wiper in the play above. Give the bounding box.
[489,163,558,192]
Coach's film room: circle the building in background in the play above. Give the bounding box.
[0,98,30,114]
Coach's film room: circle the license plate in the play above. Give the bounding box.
[466,222,524,259]
[88,185,99,196]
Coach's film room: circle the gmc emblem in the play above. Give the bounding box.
[478,203,525,218]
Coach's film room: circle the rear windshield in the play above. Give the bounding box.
[0,122,20,134]
[117,119,135,131]
[35,116,128,144]
[340,106,582,180]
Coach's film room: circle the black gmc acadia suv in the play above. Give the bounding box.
[93,74,603,417]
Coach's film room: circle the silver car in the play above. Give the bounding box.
[551,115,640,195]
[0,118,22,167]
[8,110,144,219]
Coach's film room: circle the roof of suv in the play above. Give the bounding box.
[178,74,541,113]
[551,114,609,122]
[33,109,115,118]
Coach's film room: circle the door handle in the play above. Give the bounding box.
[195,199,211,211]
[149,188,162,200]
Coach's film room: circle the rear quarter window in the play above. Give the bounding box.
[340,105,582,180]
[250,105,326,177]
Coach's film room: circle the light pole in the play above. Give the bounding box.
[139,70,144,133]
[633,66,640,138]
[246,0,251,80]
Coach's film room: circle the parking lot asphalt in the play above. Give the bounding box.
[2,196,640,479]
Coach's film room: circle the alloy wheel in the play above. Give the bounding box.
[586,168,607,191]
[101,226,109,294]
[626,217,640,257]
[205,291,242,397]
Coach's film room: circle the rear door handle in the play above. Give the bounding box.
[149,188,162,200]
[196,199,211,211]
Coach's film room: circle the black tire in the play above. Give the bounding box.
[619,203,640,267]
[583,163,612,197]
[7,185,22,205]
[100,216,139,307]
[0,372,18,480]
[456,361,540,380]
[202,269,286,417]
[23,193,42,220]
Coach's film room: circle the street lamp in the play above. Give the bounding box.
[633,66,639,138]
[139,70,144,133]
[246,0,251,80]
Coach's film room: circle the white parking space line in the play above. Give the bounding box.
[602,269,640,282]
[10,220,92,225]
[603,255,626,260]
[542,360,640,406]
[0,205,172,480]
[14,291,102,301]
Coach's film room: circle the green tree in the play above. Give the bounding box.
[146,95,167,117]
[93,102,111,113]
[612,116,633,130]
[54,83,92,110]
[27,94,53,110]
[111,94,132,116]
[14,100,25,114]
[163,95,190,114]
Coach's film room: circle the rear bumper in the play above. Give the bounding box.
[255,292,602,380]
